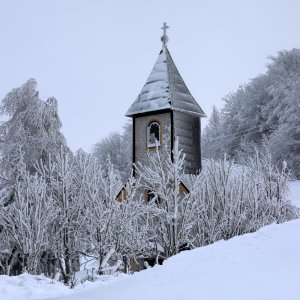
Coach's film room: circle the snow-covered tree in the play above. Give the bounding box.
[34,148,84,285]
[136,140,201,258]
[264,49,300,177]
[203,48,300,178]
[76,151,147,274]
[92,121,132,182]
[0,173,57,275]
[0,79,67,204]
[202,105,224,159]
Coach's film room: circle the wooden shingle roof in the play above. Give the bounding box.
[126,46,206,117]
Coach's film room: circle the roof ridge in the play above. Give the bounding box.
[164,45,172,106]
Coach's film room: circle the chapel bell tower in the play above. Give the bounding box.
[126,23,206,174]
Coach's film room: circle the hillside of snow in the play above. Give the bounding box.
[1,181,299,300]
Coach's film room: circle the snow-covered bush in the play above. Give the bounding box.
[136,143,299,256]
[191,152,299,248]
[0,172,57,275]
[136,140,202,258]
[0,143,298,283]
[74,151,147,275]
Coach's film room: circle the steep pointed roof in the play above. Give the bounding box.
[126,45,206,117]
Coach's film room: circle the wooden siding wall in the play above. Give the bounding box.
[173,111,201,174]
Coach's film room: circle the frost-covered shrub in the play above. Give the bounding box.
[0,173,57,275]
[191,152,299,248]
[136,140,201,258]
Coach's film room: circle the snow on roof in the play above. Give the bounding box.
[126,46,206,117]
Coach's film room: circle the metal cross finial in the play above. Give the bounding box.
[161,22,169,45]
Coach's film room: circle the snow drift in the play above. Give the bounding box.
[1,218,299,300]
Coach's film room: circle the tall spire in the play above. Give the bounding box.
[161,22,169,46]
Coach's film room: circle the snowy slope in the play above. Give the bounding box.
[50,219,300,300]
[1,181,300,300]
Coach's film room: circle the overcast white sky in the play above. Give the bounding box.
[0,0,299,152]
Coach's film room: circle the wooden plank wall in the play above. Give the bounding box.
[174,111,201,174]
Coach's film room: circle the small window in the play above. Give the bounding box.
[147,121,160,148]
[146,190,161,206]
[147,190,155,203]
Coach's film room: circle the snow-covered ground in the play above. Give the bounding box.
[1,181,300,300]
[0,274,71,300]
